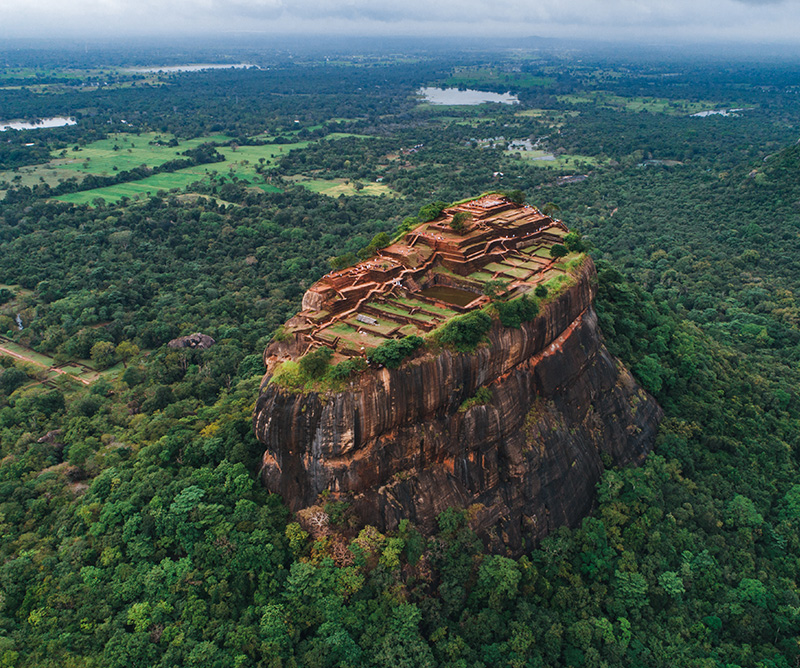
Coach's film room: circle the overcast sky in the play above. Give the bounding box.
[3,0,800,45]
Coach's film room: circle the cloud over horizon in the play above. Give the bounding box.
[3,0,800,45]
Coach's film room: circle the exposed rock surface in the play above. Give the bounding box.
[254,260,662,553]
[167,332,215,350]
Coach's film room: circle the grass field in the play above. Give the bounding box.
[52,138,308,205]
[54,172,214,205]
[505,149,602,169]
[0,131,235,199]
[55,132,234,176]
[0,334,130,386]
[285,175,396,198]
[444,67,554,89]
[50,132,378,205]
[556,93,718,115]
[515,109,549,117]
[0,339,56,367]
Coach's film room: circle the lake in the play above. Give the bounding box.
[419,87,519,106]
[126,64,254,73]
[0,116,76,131]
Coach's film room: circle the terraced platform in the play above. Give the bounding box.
[279,195,572,359]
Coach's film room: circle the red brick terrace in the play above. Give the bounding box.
[283,195,570,358]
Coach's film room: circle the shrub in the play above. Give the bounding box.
[297,346,333,378]
[357,231,392,260]
[368,335,424,369]
[418,201,448,222]
[495,295,539,328]
[271,326,292,342]
[534,284,548,298]
[484,279,510,301]
[329,252,358,271]
[449,211,471,234]
[564,231,586,252]
[501,189,526,205]
[329,357,368,380]
[459,386,493,412]
[437,310,492,352]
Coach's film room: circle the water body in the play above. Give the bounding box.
[691,108,746,117]
[419,87,519,106]
[0,116,76,131]
[126,63,254,73]
[420,286,479,307]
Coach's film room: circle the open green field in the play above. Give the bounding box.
[0,165,83,198]
[0,131,233,199]
[54,132,234,176]
[0,334,131,386]
[0,339,56,367]
[444,67,554,89]
[54,171,215,205]
[51,140,303,205]
[505,149,602,169]
[0,67,167,94]
[556,93,718,115]
[392,297,455,318]
[50,132,378,205]
[0,284,34,301]
[285,175,396,198]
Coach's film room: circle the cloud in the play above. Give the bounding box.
[1,0,800,43]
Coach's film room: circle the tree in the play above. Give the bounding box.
[368,335,424,368]
[541,201,560,217]
[549,244,568,259]
[449,211,471,234]
[115,341,140,368]
[298,346,333,378]
[437,310,492,352]
[0,366,27,393]
[564,231,586,252]
[90,341,116,369]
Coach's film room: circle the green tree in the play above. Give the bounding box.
[90,341,116,369]
[115,340,140,367]
[368,335,424,369]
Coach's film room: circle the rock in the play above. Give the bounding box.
[254,259,662,554]
[37,429,62,444]
[167,333,215,350]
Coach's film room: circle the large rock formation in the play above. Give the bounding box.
[254,256,662,553]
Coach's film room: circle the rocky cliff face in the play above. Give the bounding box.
[254,259,662,553]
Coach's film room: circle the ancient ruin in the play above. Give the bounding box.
[272,194,570,362]
[255,195,662,553]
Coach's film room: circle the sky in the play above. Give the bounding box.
[3,0,800,45]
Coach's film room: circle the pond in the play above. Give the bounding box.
[0,116,76,131]
[126,64,254,73]
[420,286,479,307]
[419,87,519,106]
